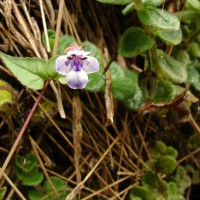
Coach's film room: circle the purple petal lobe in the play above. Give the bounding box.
[66,70,88,89]
[56,55,71,75]
[83,56,99,74]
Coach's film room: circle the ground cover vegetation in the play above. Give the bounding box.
[0,0,200,199]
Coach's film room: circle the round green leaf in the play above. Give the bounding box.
[175,166,192,194]
[155,29,182,45]
[44,176,73,200]
[166,182,178,196]
[15,153,37,173]
[156,156,177,174]
[151,79,175,103]
[46,56,59,78]
[86,72,105,92]
[174,50,190,67]
[130,185,149,199]
[28,190,43,200]
[96,0,132,4]
[118,27,154,57]
[0,91,12,107]
[122,85,144,111]
[58,35,77,54]
[165,147,178,158]
[109,62,138,100]
[189,42,200,58]
[138,6,180,31]
[154,50,187,83]
[22,169,44,186]
[82,41,105,92]
[142,171,159,187]
[155,141,167,154]
[123,0,164,15]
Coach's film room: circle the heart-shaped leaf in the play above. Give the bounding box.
[130,185,149,199]
[138,6,180,31]
[157,156,177,174]
[82,41,105,92]
[15,153,37,173]
[0,52,47,90]
[154,50,187,83]
[118,27,154,57]
[151,79,175,103]
[109,62,138,100]
[21,168,44,186]
[154,29,182,45]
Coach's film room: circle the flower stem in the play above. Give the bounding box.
[72,90,82,184]
[0,80,49,180]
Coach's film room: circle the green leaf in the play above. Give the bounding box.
[142,0,164,7]
[142,171,159,187]
[154,50,187,83]
[123,0,164,14]
[86,72,105,92]
[44,176,73,200]
[149,140,166,158]
[187,0,200,12]
[156,156,177,174]
[130,185,149,199]
[155,29,182,45]
[58,35,77,55]
[155,141,167,154]
[189,43,200,58]
[122,3,135,15]
[118,27,154,57]
[22,168,44,186]
[0,80,14,111]
[187,64,200,91]
[180,10,200,22]
[15,153,37,173]
[138,6,180,31]
[165,147,178,158]
[46,56,59,78]
[130,197,142,200]
[0,187,7,200]
[42,30,77,55]
[16,167,44,186]
[109,62,138,100]
[167,195,185,200]
[188,134,200,149]
[122,85,144,111]
[174,50,190,67]
[151,79,175,103]
[28,190,43,200]
[96,0,132,4]
[42,29,56,53]
[82,41,105,92]
[175,166,192,194]
[0,52,47,90]
[166,182,178,196]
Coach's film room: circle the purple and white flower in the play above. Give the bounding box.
[55,44,99,89]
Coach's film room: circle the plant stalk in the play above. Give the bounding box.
[0,80,49,180]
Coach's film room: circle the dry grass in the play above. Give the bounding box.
[0,0,200,199]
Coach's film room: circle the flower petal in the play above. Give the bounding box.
[67,50,90,57]
[66,70,88,89]
[56,55,71,75]
[83,56,99,74]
